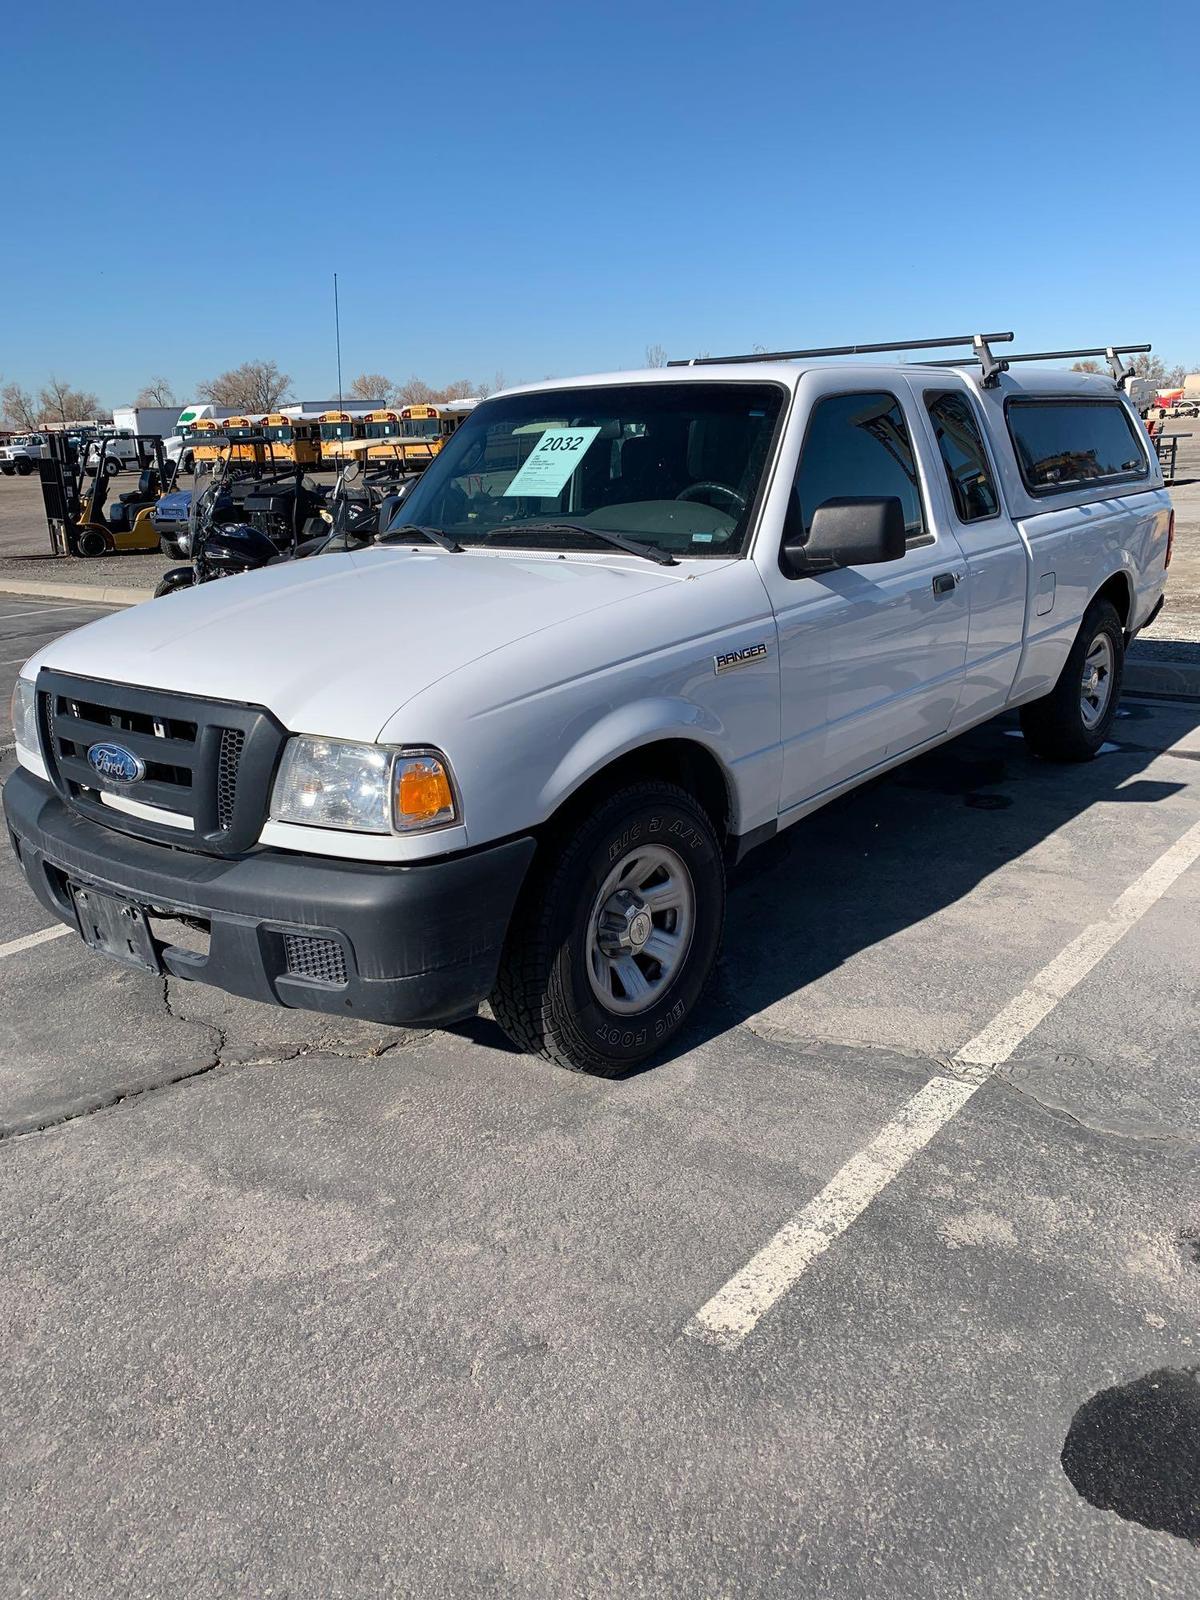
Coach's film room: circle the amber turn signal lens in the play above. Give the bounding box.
[393,755,456,830]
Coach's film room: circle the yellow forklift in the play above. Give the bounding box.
[40,432,172,557]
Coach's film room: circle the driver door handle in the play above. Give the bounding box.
[932,570,962,596]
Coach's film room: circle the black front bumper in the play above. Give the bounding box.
[4,766,536,1028]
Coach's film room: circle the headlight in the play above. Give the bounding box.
[270,737,457,834]
[10,677,39,757]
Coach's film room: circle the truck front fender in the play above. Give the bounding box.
[537,696,740,828]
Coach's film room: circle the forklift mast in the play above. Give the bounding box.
[39,433,84,557]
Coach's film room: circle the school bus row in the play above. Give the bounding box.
[185,400,478,468]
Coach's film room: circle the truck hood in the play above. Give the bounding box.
[28,547,685,742]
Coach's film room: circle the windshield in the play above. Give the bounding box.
[394,381,786,558]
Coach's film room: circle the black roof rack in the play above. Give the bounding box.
[666,333,1151,388]
[668,331,1015,385]
[921,343,1151,385]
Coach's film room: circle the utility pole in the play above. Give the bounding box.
[333,272,343,409]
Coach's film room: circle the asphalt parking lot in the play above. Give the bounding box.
[2,593,1199,1597]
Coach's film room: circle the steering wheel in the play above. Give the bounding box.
[675,480,746,513]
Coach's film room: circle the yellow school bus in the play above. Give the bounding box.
[188,418,228,463]
[262,414,321,468]
[362,410,439,468]
[317,411,367,466]
[230,415,276,464]
[190,416,272,467]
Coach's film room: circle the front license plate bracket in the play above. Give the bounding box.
[71,884,161,973]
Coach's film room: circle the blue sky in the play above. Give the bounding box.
[2,0,1196,407]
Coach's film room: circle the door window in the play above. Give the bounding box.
[793,391,928,550]
[925,391,999,522]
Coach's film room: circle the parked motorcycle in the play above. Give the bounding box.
[153,436,331,598]
[153,446,422,598]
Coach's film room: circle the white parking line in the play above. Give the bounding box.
[0,925,73,961]
[0,604,112,620]
[687,811,1200,1351]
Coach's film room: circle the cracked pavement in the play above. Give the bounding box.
[1,594,1200,1596]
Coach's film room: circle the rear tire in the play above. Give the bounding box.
[491,781,725,1075]
[104,459,121,477]
[1019,598,1124,762]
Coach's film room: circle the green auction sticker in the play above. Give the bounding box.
[503,427,601,498]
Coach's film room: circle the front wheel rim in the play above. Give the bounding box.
[585,842,695,1016]
[1080,632,1115,729]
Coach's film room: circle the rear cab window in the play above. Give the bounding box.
[1006,398,1148,495]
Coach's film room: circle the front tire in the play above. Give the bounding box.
[76,527,110,557]
[491,781,725,1074]
[1019,598,1124,761]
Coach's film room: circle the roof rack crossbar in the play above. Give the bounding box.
[920,343,1151,386]
[665,331,1014,369]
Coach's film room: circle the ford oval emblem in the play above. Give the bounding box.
[87,742,146,783]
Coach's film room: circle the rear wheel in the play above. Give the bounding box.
[1019,598,1124,761]
[103,458,121,477]
[491,781,725,1074]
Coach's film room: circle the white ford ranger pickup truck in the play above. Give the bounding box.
[5,349,1173,1073]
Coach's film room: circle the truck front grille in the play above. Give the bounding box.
[37,670,286,857]
[216,728,246,831]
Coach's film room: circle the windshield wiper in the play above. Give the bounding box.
[379,522,463,553]
[490,521,678,566]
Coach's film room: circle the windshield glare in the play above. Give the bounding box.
[393,382,785,557]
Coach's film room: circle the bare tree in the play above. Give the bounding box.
[1130,354,1188,388]
[349,372,393,404]
[0,382,39,431]
[436,378,474,401]
[645,343,669,368]
[134,377,177,407]
[1070,360,1102,373]
[197,359,292,413]
[39,376,103,425]
[395,376,439,406]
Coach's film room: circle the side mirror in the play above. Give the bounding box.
[781,495,907,577]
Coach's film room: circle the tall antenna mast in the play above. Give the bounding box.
[333,272,344,409]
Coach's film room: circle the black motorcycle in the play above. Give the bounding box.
[154,447,421,598]
[154,436,331,598]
